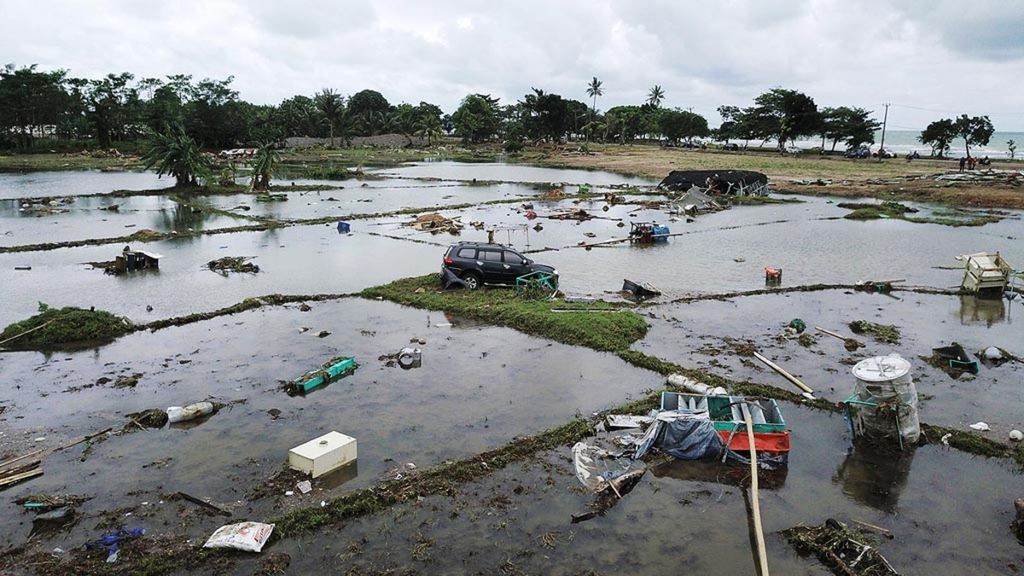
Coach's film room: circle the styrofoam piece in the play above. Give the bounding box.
[289,431,357,478]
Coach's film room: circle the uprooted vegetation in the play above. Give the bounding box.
[848,320,901,344]
[784,519,898,576]
[0,304,133,350]
[360,274,648,352]
[207,256,260,275]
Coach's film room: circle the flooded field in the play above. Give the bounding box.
[1,163,1022,575]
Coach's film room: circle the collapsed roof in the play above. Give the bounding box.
[659,170,769,194]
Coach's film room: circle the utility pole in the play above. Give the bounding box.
[877,103,890,161]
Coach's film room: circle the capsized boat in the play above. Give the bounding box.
[660,391,790,466]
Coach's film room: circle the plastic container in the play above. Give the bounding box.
[166,401,215,424]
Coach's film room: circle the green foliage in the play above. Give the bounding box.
[658,108,709,144]
[745,88,821,149]
[647,85,665,108]
[1008,139,1016,160]
[0,64,71,150]
[452,94,501,143]
[142,124,210,187]
[361,275,648,352]
[314,88,346,146]
[1,305,132,349]
[249,144,279,191]
[953,114,994,157]
[820,106,880,151]
[918,118,956,157]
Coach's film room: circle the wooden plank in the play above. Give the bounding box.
[753,351,815,399]
[742,403,770,576]
[176,491,232,516]
[0,467,43,488]
[0,449,43,471]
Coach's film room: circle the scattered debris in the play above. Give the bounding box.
[784,519,899,576]
[816,326,865,351]
[957,252,1013,296]
[125,408,168,429]
[848,320,901,344]
[845,355,920,447]
[15,494,91,512]
[176,491,232,516]
[207,256,260,275]
[1009,430,1023,442]
[622,278,661,300]
[167,401,218,424]
[659,170,770,196]
[605,415,655,430]
[407,212,464,234]
[753,351,816,400]
[113,372,143,388]
[927,343,980,377]
[1013,499,1024,544]
[203,522,274,552]
[85,527,145,563]
[286,356,357,394]
[317,330,331,338]
[969,422,991,431]
[289,431,357,478]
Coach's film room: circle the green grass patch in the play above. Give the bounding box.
[361,275,649,352]
[729,195,802,206]
[1,304,133,350]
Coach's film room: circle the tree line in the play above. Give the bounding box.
[0,64,999,157]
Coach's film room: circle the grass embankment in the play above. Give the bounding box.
[0,305,132,350]
[361,275,648,352]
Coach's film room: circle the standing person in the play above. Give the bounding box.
[959,157,966,172]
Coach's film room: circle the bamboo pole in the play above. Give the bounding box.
[742,403,770,576]
[815,326,850,341]
[0,449,43,471]
[0,320,54,347]
[752,351,815,399]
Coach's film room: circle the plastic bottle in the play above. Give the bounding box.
[166,401,215,423]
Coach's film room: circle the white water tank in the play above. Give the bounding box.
[849,354,920,445]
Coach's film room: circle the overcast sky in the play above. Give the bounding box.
[4,0,1023,130]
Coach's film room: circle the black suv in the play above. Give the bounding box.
[442,242,557,290]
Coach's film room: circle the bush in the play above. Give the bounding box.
[0,304,133,349]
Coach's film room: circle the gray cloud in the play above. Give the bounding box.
[2,0,1022,129]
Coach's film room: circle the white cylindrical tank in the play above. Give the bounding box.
[849,354,920,445]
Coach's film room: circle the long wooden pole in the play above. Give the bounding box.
[743,403,770,576]
[752,351,815,398]
[0,320,54,347]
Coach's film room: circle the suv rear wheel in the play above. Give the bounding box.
[462,271,481,290]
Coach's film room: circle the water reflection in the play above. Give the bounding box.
[650,458,788,490]
[958,295,1007,326]
[833,446,915,513]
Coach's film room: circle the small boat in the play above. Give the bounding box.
[622,278,661,299]
[660,391,790,466]
[288,356,357,394]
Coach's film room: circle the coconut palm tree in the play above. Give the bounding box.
[647,85,665,108]
[585,77,603,142]
[314,88,345,147]
[142,124,209,187]
[249,143,279,191]
[416,115,443,145]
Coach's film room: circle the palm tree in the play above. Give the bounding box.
[142,124,209,187]
[249,143,279,191]
[647,85,665,108]
[416,115,443,145]
[314,88,345,147]
[585,77,603,142]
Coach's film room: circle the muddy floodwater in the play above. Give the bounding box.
[1,163,1023,575]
